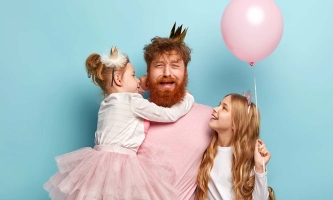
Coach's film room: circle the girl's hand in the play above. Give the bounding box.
[139,75,149,91]
[254,139,271,173]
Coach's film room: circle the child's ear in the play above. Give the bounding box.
[113,73,122,86]
[231,121,235,131]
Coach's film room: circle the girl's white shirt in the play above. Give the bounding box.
[207,146,269,200]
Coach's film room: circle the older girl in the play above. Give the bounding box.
[196,92,275,200]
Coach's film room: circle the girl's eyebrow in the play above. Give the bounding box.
[222,103,229,108]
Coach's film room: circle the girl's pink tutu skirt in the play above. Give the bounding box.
[44,145,176,200]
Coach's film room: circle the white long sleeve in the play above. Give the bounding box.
[130,92,194,122]
[252,167,269,200]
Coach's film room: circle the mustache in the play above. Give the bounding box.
[156,77,177,83]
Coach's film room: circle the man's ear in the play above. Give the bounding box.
[113,73,122,86]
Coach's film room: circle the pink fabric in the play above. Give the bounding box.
[94,145,136,155]
[138,103,213,200]
[143,119,150,134]
[44,146,176,200]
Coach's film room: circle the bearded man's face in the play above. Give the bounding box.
[147,51,188,107]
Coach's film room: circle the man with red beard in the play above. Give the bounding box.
[137,26,213,200]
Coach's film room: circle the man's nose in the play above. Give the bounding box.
[163,65,171,77]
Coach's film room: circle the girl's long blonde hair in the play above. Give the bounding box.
[196,93,275,200]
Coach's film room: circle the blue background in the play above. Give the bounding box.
[1,0,332,199]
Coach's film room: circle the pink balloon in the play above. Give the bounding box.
[221,0,284,63]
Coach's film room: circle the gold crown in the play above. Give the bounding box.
[169,22,188,42]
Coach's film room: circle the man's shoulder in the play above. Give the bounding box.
[182,102,212,120]
[191,102,213,111]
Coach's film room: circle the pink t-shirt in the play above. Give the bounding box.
[138,103,213,200]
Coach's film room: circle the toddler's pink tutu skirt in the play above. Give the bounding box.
[44,145,176,200]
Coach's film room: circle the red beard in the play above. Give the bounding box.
[148,75,188,108]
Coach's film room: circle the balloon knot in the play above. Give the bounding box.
[249,62,254,66]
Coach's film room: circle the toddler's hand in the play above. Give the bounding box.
[139,75,149,91]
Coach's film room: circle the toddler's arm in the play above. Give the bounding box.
[130,92,194,122]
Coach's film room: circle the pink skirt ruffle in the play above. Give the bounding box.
[44,145,176,200]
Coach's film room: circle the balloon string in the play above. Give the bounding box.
[251,63,264,173]
[263,156,265,173]
[253,64,264,172]
[253,65,258,121]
